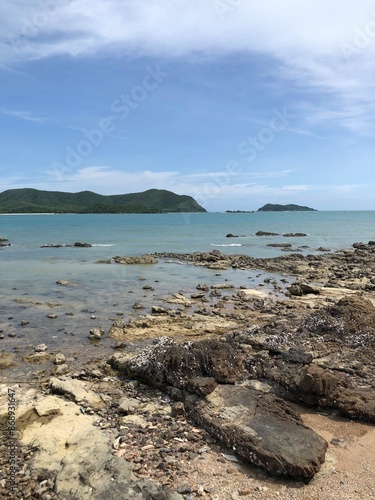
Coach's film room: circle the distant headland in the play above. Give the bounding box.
[258,204,317,212]
[226,204,317,213]
[0,188,206,214]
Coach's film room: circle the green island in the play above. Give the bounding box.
[257,203,317,212]
[0,188,206,214]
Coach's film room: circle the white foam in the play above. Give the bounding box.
[210,243,242,247]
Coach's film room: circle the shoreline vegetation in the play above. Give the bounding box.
[0,188,206,214]
[1,241,375,498]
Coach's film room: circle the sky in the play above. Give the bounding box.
[0,0,374,211]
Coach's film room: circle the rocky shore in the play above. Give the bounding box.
[1,242,374,499]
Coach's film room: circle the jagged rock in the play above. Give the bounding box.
[56,279,71,286]
[303,295,375,345]
[196,283,209,291]
[226,233,239,238]
[109,337,247,392]
[185,384,328,478]
[89,328,104,340]
[113,255,158,264]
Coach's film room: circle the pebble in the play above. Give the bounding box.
[8,332,16,337]
[21,320,29,326]
[47,314,57,319]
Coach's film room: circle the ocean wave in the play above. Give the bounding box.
[210,243,242,247]
[92,244,116,247]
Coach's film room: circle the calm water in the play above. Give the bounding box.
[0,211,374,377]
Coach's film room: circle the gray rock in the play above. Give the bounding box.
[35,344,48,353]
[186,384,327,478]
[89,328,103,340]
[118,396,142,415]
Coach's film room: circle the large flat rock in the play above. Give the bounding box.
[186,384,328,478]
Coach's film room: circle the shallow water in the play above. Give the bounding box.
[0,211,374,380]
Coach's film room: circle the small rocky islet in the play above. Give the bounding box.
[0,241,375,498]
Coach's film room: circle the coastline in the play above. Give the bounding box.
[0,241,374,498]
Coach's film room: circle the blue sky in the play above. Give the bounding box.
[1,0,374,211]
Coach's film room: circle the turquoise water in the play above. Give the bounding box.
[0,211,374,374]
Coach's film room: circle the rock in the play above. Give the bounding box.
[143,284,154,290]
[109,338,248,392]
[303,295,375,343]
[297,365,340,396]
[283,233,307,237]
[226,234,239,238]
[0,353,17,369]
[8,332,16,337]
[49,377,104,409]
[211,283,235,289]
[47,314,57,319]
[164,293,194,306]
[89,328,104,340]
[256,231,280,236]
[196,283,209,291]
[113,255,158,264]
[56,280,71,286]
[186,384,327,478]
[298,283,320,295]
[22,352,53,363]
[267,243,292,248]
[55,364,70,376]
[133,302,144,309]
[73,242,92,247]
[35,344,48,353]
[316,247,331,252]
[54,353,66,365]
[118,397,142,415]
[21,320,29,326]
[1,391,181,499]
[283,348,313,365]
[287,284,303,296]
[287,283,320,296]
[151,306,169,314]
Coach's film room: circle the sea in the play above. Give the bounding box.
[0,211,374,379]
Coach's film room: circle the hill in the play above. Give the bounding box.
[257,203,316,212]
[0,188,206,214]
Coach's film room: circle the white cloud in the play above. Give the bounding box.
[1,0,375,133]
[1,109,49,123]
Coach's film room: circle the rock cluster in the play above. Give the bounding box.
[109,338,328,479]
